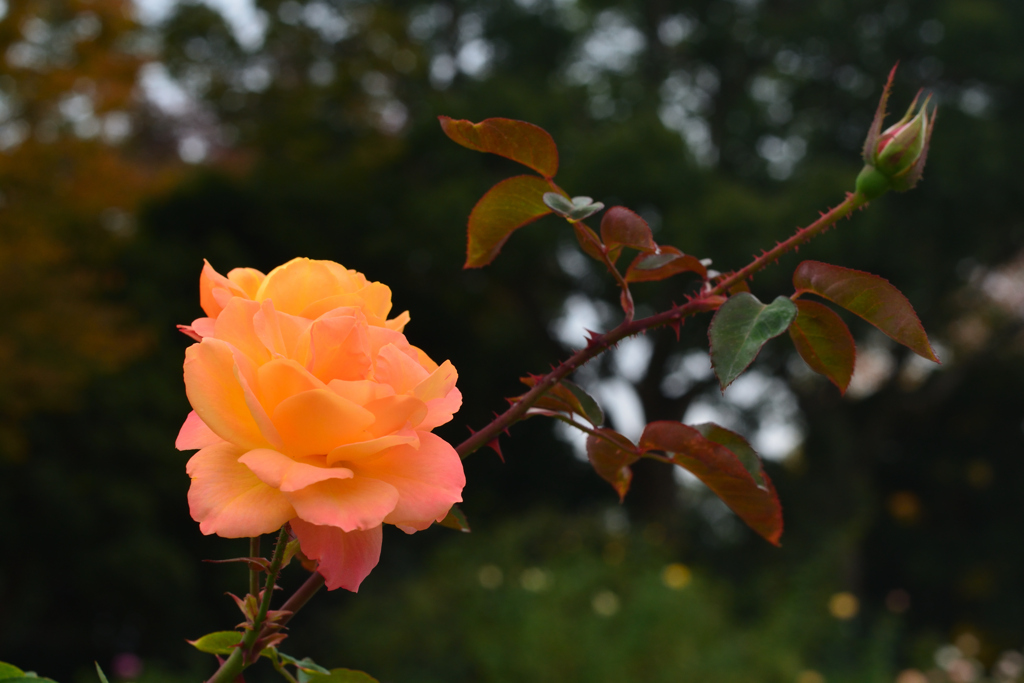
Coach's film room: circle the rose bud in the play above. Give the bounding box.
[855,66,937,200]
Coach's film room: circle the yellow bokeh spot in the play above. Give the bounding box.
[796,670,825,683]
[662,563,692,590]
[828,592,859,620]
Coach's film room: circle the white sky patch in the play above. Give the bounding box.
[613,336,653,383]
[659,68,719,166]
[139,62,192,115]
[133,0,268,50]
[565,10,646,85]
[595,378,645,441]
[847,338,896,399]
[661,350,713,398]
[552,294,610,349]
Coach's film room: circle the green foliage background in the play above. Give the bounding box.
[2,0,1024,681]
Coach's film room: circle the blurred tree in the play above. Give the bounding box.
[3,0,1024,679]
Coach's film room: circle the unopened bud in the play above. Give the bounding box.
[856,66,936,200]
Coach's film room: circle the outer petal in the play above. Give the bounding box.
[256,258,353,315]
[291,518,382,592]
[385,311,410,333]
[227,267,265,298]
[299,283,394,324]
[186,442,296,537]
[214,298,271,365]
[239,448,354,492]
[286,477,399,531]
[184,339,268,450]
[199,260,249,318]
[414,361,462,430]
[272,388,375,457]
[176,410,224,450]
[354,432,465,531]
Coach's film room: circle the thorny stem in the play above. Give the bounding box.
[276,571,326,629]
[207,526,291,683]
[249,536,261,598]
[456,190,868,460]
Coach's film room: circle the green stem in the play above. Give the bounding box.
[249,536,261,598]
[207,526,291,683]
[455,190,868,460]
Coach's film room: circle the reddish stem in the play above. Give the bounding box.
[455,190,867,459]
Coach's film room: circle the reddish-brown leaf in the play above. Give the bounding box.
[639,421,783,545]
[600,207,656,264]
[793,260,938,362]
[586,428,641,501]
[624,246,707,283]
[788,299,856,394]
[466,175,557,268]
[439,116,559,179]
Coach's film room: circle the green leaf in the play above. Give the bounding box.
[278,653,331,675]
[94,663,109,683]
[586,428,640,501]
[563,380,604,427]
[793,261,938,362]
[600,207,656,263]
[466,175,556,268]
[639,421,783,545]
[788,299,856,394]
[522,377,604,427]
[624,246,707,283]
[438,504,471,532]
[309,669,380,683]
[187,631,243,656]
[439,116,559,179]
[692,423,766,489]
[0,663,25,680]
[542,192,574,215]
[708,293,798,389]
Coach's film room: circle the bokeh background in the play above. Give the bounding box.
[1,0,1023,681]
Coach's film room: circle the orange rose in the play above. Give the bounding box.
[176,258,464,591]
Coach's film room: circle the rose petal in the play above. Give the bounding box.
[227,267,265,298]
[257,357,324,416]
[363,395,427,437]
[176,410,224,450]
[328,379,395,406]
[374,343,430,395]
[272,388,375,457]
[291,518,382,592]
[253,300,314,360]
[239,448,354,492]
[325,431,419,465]
[385,310,410,333]
[354,432,465,531]
[200,260,248,318]
[286,476,399,531]
[414,360,461,430]
[214,298,271,365]
[299,282,394,324]
[184,339,268,450]
[307,314,372,383]
[257,258,355,315]
[186,442,295,537]
[190,318,216,338]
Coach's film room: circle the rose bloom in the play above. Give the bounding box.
[176,258,465,591]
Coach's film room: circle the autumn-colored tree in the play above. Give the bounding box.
[0,0,177,457]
